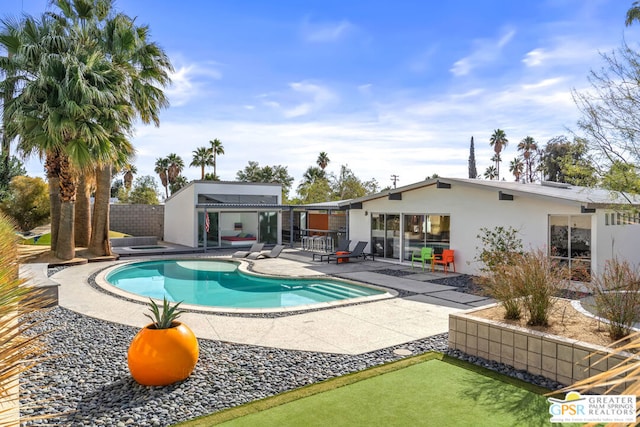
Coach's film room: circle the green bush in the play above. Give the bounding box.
[475,226,524,319]
[0,176,50,232]
[586,259,640,340]
[475,226,523,274]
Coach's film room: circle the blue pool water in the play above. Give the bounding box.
[105,259,384,309]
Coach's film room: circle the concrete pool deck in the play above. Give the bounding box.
[21,249,494,355]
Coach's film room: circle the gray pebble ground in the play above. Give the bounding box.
[20,273,565,426]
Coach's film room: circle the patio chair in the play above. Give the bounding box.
[231,242,265,258]
[246,244,285,260]
[327,241,368,263]
[312,239,351,262]
[432,249,456,273]
[411,247,433,271]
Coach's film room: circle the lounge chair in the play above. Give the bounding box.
[327,241,368,263]
[231,242,264,258]
[312,240,351,262]
[246,244,285,260]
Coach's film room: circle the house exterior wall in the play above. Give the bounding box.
[350,183,591,275]
[164,181,282,248]
[164,184,196,246]
[595,210,640,271]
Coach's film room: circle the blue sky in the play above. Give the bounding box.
[5,0,640,193]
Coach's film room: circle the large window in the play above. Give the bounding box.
[403,214,450,261]
[549,215,592,280]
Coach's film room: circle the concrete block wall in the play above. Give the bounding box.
[109,204,164,239]
[449,310,636,392]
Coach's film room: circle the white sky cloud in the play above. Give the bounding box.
[301,18,354,42]
[450,27,516,76]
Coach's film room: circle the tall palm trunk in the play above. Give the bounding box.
[74,173,92,247]
[89,164,112,256]
[56,153,76,260]
[45,152,62,253]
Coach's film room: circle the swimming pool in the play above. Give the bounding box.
[104,259,387,310]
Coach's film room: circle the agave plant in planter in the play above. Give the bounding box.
[127,297,199,386]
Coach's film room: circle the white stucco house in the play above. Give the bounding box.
[164,181,283,248]
[338,178,640,277]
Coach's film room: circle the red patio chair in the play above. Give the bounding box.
[432,249,456,273]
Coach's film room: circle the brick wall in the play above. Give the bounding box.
[109,204,164,239]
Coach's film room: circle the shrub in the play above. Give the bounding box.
[585,259,640,340]
[513,248,569,326]
[0,176,50,232]
[479,247,569,325]
[475,226,524,319]
[478,264,521,320]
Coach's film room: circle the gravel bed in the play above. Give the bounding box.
[24,264,566,425]
[21,307,449,426]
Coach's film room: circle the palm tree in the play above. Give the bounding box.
[517,136,538,183]
[484,165,498,180]
[155,157,170,199]
[166,153,184,190]
[209,139,224,179]
[509,158,524,182]
[489,129,508,180]
[3,1,171,258]
[122,164,138,190]
[4,13,128,260]
[190,147,213,180]
[317,152,330,170]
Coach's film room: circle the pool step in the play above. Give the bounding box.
[308,283,372,300]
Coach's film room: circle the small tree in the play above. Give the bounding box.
[117,176,160,205]
[475,226,523,274]
[475,226,524,319]
[0,176,50,232]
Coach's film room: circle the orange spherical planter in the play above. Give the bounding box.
[127,322,199,386]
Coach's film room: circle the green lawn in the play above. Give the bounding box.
[20,230,129,245]
[176,353,579,427]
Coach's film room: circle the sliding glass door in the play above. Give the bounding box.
[371,213,400,260]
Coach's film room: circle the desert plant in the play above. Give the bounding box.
[478,264,522,320]
[512,248,570,326]
[475,226,523,274]
[144,297,184,329]
[476,227,524,320]
[479,247,569,325]
[0,213,51,425]
[585,259,640,340]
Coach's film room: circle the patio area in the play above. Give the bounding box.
[22,247,493,355]
[18,248,503,425]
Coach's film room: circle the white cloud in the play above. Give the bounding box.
[165,61,223,106]
[450,27,516,76]
[262,81,338,118]
[301,18,354,42]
